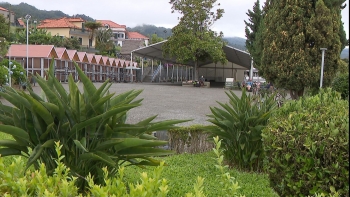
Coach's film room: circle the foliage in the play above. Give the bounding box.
[0,61,188,191]
[244,0,262,67]
[262,88,349,197]
[95,28,116,56]
[168,125,214,154]
[331,72,349,99]
[127,24,172,39]
[149,33,164,44]
[0,37,8,58]
[259,0,344,99]
[0,14,9,39]
[125,147,277,196]
[163,0,227,81]
[0,65,9,86]
[206,89,277,171]
[0,59,26,85]
[84,21,102,41]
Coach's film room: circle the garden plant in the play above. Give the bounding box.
[262,88,349,196]
[0,62,188,190]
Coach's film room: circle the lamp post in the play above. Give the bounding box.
[320,48,327,88]
[25,14,31,78]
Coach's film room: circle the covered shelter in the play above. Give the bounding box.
[131,40,253,83]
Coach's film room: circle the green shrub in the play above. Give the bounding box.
[331,72,349,99]
[262,88,349,196]
[0,62,188,191]
[0,140,245,196]
[168,125,214,154]
[0,59,26,85]
[0,65,8,86]
[206,89,277,171]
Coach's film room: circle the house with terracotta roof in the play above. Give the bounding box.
[0,6,15,25]
[37,17,95,48]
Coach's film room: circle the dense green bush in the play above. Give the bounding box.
[331,72,349,99]
[0,59,26,85]
[206,89,277,171]
[0,62,188,191]
[262,88,349,196]
[168,125,214,154]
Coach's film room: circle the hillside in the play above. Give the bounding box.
[223,37,247,51]
[341,47,349,59]
[0,2,94,21]
[127,24,172,39]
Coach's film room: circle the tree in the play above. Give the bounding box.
[260,0,344,99]
[84,21,102,46]
[0,14,9,39]
[244,0,262,67]
[149,33,164,44]
[95,28,115,57]
[162,0,227,81]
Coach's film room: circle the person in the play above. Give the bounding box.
[246,79,253,91]
[199,76,205,87]
[30,74,36,86]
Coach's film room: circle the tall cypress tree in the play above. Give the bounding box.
[261,0,345,99]
[244,0,262,62]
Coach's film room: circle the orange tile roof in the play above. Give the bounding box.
[127,32,148,39]
[7,44,57,58]
[17,18,25,27]
[68,18,84,22]
[0,6,8,11]
[37,17,82,29]
[96,20,126,29]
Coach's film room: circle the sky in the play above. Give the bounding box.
[5,0,350,39]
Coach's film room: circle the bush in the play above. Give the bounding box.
[168,125,214,154]
[331,72,349,99]
[206,89,277,171]
[262,88,349,196]
[0,61,188,191]
[0,140,245,196]
[0,59,26,85]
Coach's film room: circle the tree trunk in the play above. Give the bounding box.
[289,89,304,100]
[194,60,198,81]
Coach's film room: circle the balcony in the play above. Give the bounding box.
[69,28,90,37]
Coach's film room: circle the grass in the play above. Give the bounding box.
[123,151,279,197]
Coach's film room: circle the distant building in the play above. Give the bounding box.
[96,20,149,47]
[0,6,15,25]
[37,17,95,48]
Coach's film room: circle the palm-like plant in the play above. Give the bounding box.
[0,62,188,190]
[206,89,276,171]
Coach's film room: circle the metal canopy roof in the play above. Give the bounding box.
[131,40,252,69]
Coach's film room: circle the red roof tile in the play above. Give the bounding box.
[96,20,126,29]
[127,32,148,39]
[55,47,67,59]
[37,17,81,29]
[0,6,8,12]
[7,44,58,58]
[17,18,25,27]
[68,18,84,22]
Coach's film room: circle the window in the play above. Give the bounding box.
[89,39,92,47]
[79,37,82,45]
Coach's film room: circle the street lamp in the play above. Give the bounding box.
[320,48,327,88]
[25,14,31,78]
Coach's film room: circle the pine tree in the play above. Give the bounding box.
[260,0,344,99]
[244,0,262,58]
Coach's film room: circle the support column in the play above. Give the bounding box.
[249,59,253,80]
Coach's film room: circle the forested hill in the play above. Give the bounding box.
[127,24,173,39]
[0,2,94,21]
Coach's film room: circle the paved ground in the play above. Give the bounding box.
[1,82,243,127]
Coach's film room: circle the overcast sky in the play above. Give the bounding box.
[5,0,350,38]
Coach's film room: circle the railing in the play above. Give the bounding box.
[151,65,162,82]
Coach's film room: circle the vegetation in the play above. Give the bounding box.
[331,72,349,99]
[0,137,253,196]
[0,59,26,85]
[84,21,102,45]
[95,28,117,57]
[262,88,349,196]
[244,0,262,67]
[256,0,346,99]
[127,24,172,39]
[206,89,277,171]
[0,62,188,191]
[163,0,227,81]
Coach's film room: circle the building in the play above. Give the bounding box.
[0,6,15,25]
[37,17,95,48]
[96,20,149,47]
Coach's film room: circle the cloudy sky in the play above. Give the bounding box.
[6,0,350,38]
